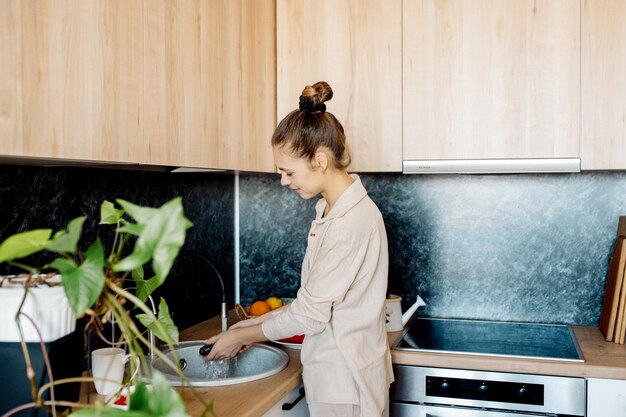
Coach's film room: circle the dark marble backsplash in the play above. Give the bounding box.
[3,164,624,328]
[0,165,235,330]
[239,172,626,326]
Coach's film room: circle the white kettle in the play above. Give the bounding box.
[385,294,426,332]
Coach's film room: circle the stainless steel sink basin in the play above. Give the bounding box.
[141,341,289,387]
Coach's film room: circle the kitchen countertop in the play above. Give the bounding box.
[176,314,626,416]
[391,324,626,380]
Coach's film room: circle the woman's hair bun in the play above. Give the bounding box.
[299,81,333,113]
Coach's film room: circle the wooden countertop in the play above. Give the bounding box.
[176,315,626,417]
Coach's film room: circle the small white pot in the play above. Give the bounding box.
[0,275,76,342]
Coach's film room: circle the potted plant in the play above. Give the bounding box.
[0,197,215,417]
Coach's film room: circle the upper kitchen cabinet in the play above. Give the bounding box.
[144,0,276,172]
[581,0,626,170]
[0,0,144,163]
[276,0,403,172]
[403,0,580,161]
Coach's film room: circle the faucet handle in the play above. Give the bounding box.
[221,302,228,332]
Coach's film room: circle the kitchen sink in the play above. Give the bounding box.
[141,341,289,387]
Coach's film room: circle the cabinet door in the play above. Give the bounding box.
[262,385,309,417]
[403,0,580,161]
[0,0,144,162]
[144,0,275,172]
[587,378,626,416]
[581,0,626,169]
[276,0,402,172]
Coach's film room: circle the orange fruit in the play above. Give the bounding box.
[248,300,271,316]
[265,296,283,310]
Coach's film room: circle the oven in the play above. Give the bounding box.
[390,365,586,417]
[390,318,586,416]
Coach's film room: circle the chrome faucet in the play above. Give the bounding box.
[146,251,228,362]
[178,250,228,332]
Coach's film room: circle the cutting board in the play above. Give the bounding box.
[599,237,625,340]
[616,256,626,344]
[599,235,626,341]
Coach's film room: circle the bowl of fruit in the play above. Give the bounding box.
[236,297,304,349]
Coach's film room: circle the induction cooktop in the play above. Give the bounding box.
[395,317,584,362]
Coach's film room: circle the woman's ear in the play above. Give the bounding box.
[313,151,329,172]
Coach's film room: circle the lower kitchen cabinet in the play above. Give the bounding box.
[262,384,309,417]
[587,378,626,416]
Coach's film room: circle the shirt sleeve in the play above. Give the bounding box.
[262,224,378,341]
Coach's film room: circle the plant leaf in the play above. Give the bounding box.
[69,375,192,417]
[113,198,193,291]
[69,408,149,417]
[136,298,179,345]
[131,267,144,281]
[99,200,125,225]
[118,222,144,237]
[49,258,77,273]
[132,371,190,417]
[47,217,86,254]
[128,381,150,410]
[69,407,149,417]
[71,374,192,417]
[60,239,106,317]
[0,229,52,264]
[132,274,163,304]
[115,199,159,224]
[156,298,179,344]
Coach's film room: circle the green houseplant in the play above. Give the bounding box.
[0,197,214,417]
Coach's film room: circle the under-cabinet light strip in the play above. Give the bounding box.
[403,158,581,174]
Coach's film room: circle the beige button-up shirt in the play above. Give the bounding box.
[262,175,394,416]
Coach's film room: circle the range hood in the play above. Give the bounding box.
[402,158,580,174]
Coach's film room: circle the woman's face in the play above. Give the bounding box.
[272,146,324,200]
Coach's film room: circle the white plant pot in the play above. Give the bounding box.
[0,275,76,343]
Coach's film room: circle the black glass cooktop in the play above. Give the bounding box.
[396,318,584,362]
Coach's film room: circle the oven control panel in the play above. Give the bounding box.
[426,376,544,405]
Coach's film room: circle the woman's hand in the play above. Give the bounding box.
[204,324,268,361]
[228,320,257,352]
[204,329,245,361]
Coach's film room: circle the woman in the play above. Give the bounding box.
[204,81,393,417]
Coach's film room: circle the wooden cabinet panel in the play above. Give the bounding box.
[581,0,626,170]
[0,1,22,155]
[144,0,275,172]
[0,0,144,162]
[403,0,580,161]
[277,0,402,172]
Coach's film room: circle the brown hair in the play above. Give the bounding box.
[271,81,351,169]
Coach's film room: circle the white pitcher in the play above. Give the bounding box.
[385,295,426,332]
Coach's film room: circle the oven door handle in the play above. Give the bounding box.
[393,404,547,417]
